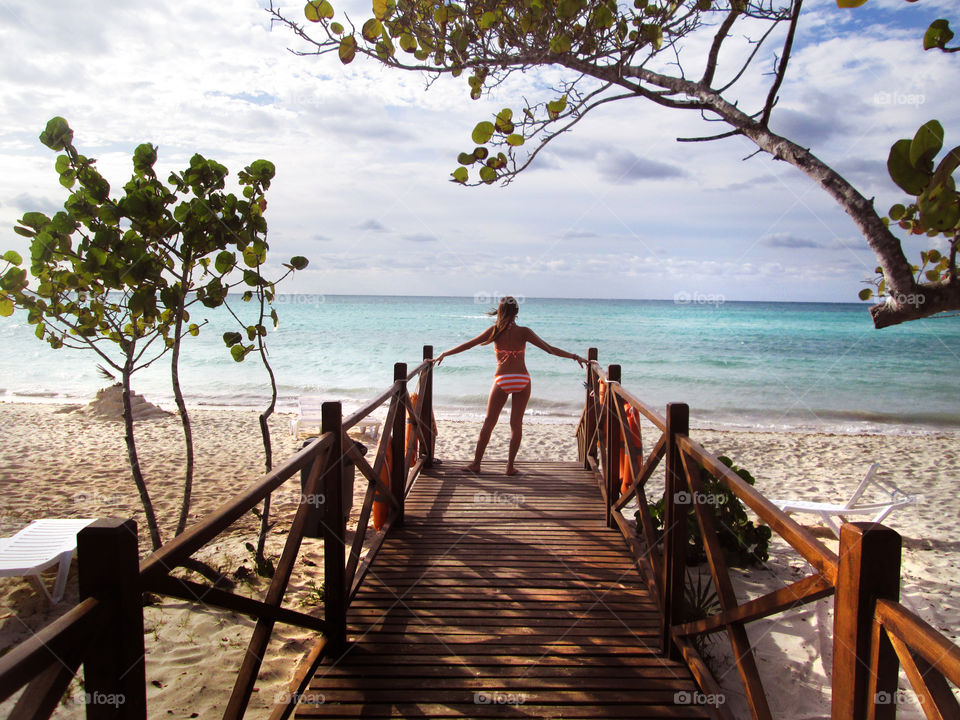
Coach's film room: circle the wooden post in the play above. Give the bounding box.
[582,347,598,470]
[322,402,347,653]
[660,402,689,660]
[392,363,407,525]
[421,345,435,467]
[604,365,621,528]
[78,518,146,720]
[832,522,901,720]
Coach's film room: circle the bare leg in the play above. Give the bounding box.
[505,384,531,475]
[466,383,508,472]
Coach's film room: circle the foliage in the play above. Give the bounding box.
[684,569,721,660]
[846,2,958,305]
[273,0,960,327]
[642,456,772,567]
[859,120,958,303]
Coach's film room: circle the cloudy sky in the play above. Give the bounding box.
[0,0,956,302]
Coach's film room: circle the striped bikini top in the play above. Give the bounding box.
[495,347,525,362]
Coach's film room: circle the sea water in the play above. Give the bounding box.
[1,295,958,434]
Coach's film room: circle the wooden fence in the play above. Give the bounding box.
[576,348,960,720]
[0,346,436,720]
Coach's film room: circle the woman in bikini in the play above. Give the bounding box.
[433,297,585,475]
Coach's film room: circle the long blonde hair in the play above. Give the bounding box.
[482,296,519,345]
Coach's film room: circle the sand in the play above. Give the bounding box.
[0,400,957,718]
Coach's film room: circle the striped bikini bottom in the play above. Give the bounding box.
[493,374,531,394]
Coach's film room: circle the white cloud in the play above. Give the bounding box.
[0,0,954,304]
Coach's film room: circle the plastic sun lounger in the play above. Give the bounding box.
[770,463,917,538]
[292,396,380,440]
[0,519,97,603]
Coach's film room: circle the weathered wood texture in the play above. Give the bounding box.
[298,461,709,719]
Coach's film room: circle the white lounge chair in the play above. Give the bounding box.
[770,463,917,538]
[0,519,97,602]
[292,396,380,440]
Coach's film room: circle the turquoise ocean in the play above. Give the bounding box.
[1,295,958,434]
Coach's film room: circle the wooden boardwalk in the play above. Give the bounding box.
[298,461,709,719]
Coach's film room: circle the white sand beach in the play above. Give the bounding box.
[0,400,957,718]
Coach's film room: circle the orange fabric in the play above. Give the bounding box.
[372,443,392,531]
[619,406,643,497]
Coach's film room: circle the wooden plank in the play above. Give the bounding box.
[300,460,709,719]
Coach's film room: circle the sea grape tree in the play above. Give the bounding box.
[270,0,959,327]
[0,117,308,550]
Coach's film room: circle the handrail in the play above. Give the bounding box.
[677,435,839,585]
[140,434,334,584]
[0,598,101,703]
[0,346,436,720]
[576,346,960,720]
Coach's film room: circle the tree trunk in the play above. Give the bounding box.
[171,279,195,537]
[121,361,163,550]
[255,294,278,569]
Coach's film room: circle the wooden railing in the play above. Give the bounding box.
[0,345,436,720]
[576,348,960,720]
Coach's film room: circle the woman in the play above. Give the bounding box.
[433,297,585,475]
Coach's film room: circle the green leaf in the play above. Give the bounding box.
[20,212,51,230]
[305,0,334,21]
[858,288,873,301]
[331,21,344,34]
[39,117,73,151]
[231,344,247,362]
[3,250,23,266]
[362,18,382,42]
[479,11,497,29]
[471,121,495,144]
[0,296,13,317]
[399,32,417,52]
[451,167,468,183]
[888,204,906,221]
[888,139,930,195]
[372,0,388,19]
[339,35,357,63]
[457,152,475,165]
[223,331,242,347]
[479,165,497,184]
[215,251,236,274]
[835,0,867,7]
[910,120,944,170]
[505,134,524,147]
[546,95,567,119]
[923,19,954,51]
[188,323,200,337]
[289,256,309,270]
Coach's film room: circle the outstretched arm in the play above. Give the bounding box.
[433,327,495,366]
[524,328,585,367]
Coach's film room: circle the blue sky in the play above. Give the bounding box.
[0,0,956,303]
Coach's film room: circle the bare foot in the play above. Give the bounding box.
[464,463,481,473]
[505,465,519,476]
